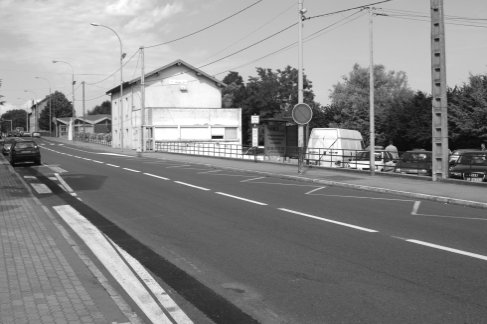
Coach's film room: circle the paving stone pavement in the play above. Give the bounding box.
[0,158,135,324]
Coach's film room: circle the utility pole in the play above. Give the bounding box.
[139,46,146,152]
[430,0,449,181]
[82,81,86,134]
[369,8,376,175]
[297,0,305,173]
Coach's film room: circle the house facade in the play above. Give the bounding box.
[55,115,111,137]
[28,97,48,133]
[106,59,242,151]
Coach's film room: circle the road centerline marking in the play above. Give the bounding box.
[144,173,169,180]
[123,167,141,173]
[215,192,267,206]
[406,239,487,261]
[174,181,210,191]
[278,208,378,233]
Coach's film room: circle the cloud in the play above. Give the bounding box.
[123,3,183,32]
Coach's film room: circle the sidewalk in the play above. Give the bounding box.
[0,155,140,323]
[53,137,487,209]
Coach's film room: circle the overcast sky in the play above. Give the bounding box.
[1,0,486,116]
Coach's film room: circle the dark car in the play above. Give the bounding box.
[449,150,487,182]
[2,137,22,155]
[8,140,41,166]
[394,150,432,176]
[449,148,480,163]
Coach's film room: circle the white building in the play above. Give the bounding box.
[107,59,242,151]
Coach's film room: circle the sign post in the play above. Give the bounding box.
[251,115,260,148]
[292,103,312,173]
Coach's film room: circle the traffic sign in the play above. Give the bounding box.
[292,103,312,125]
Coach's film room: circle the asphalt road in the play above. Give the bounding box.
[17,138,487,323]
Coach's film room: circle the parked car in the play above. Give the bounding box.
[8,140,41,166]
[394,150,432,176]
[2,137,22,155]
[21,132,32,137]
[349,150,396,172]
[243,146,265,156]
[32,132,41,138]
[449,150,487,182]
[449,148,479,163]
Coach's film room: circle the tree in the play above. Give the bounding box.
[38,91,73,131]
[329,63,415,147]
[448,74,487,148]
[88,100,111,115]
[222,66,316,145]
[1,109,28,132]
[394,91,432,150]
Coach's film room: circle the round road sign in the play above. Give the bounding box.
[292,103,313,125]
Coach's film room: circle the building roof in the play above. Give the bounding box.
[56,114,111,125]
[106,59,227,95]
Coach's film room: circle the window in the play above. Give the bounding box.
[224,127,238,140]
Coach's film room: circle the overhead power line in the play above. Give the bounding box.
[212,10,366,77]
[306,0,393,20]
[145,0,264,49]
[198,22,297,69]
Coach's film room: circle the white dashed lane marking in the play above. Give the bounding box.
[278,208,378,233]
[215,192,267,206]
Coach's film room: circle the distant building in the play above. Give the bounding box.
[27,97,48,133]
[106,59,242,150]
[55,115,111,137]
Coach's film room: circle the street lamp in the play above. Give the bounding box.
[52,60,75,117]
[24,90,37,132]
[90,23,125,150]
[34,76,52,135]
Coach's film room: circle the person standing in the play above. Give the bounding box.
[385,141,399,159]
[481,143,486,151]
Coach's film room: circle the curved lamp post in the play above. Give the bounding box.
[90,23,125,150]
[34,76,52,135]
[52,60,75,117]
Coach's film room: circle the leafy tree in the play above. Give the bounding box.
[38,91,73,131]
[329,63,415,147]
[448,74,487,148]
[394,91,432,150]
[222,71,247,108]
[222,66,316,145]
[88,100,111,115]
[1,109,28,132]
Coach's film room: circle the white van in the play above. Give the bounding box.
[306,128,364,167]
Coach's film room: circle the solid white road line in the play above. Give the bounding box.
[54,173,74,193]
[406,239,487,261]
[143,173,169,180]
[53,205,185,324]
[97,153,131,157]
[278,208,378,233]
[305,187,327,195]
[174,181,210,191]
[123,168,141,173]
[109,238,193,324]
[240,176,265,182]
[215,192,267,206]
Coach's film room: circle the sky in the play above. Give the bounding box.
[0,0,486,117]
